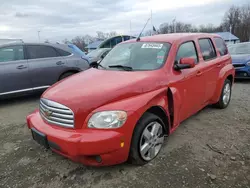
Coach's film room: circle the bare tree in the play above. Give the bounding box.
[96,31,118,39]
[71,36,86,51]
[221,4,250,42]
[62,38,70,44]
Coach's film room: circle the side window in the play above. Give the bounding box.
[198,39,217,61]
[176,41,198,63]
[0,45,24,62]
[56,48,71,56]
[26,45,59,59]
[214,37,228,56]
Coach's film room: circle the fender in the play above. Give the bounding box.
[90,87,171,131]
[211,64,235,103]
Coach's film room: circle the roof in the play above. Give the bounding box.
[215,32,239,41]
[86,40,104,49]
[122,33,221,44]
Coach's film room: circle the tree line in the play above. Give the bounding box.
[153,4,250,42]
[61,4,250,51]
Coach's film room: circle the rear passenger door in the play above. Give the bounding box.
[0,45,31,95]
[26,45,66,89]
[198,38,219,103]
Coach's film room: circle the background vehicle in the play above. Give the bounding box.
[228,42,250,78]
[27,33,235,166]
[86,48,111,64]
[0,42,90,98]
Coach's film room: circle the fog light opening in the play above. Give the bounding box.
[95,155,102,163]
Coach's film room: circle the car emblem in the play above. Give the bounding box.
[44,109,53,118]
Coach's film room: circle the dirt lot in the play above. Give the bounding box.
[0,81,250,188]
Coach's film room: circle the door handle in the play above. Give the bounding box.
[196,71,202,76]
[56,61,64,65]
[217,64,222,68]
[16,65,27,69]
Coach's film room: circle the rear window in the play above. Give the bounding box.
[68,44,86,56]
[198,39,217,61]
[27,45,59,59]
[214,37,228,56]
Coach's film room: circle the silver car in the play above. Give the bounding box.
[0,42,90,98]
[87,48,111,64]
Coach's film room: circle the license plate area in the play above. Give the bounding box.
[31,128,49,149]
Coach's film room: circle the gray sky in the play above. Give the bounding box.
[0,0,248,42]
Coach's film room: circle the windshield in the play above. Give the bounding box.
[99,42,171,71]
[228,43,250,55]
[87,48,108,57]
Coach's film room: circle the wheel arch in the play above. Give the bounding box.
[145,106,170,135]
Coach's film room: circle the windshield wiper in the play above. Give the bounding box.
[108,65,133,71]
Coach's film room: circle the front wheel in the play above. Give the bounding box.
[128,112,165,165]
[215,79,232,109]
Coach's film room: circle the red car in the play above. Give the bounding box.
[27,33,235,166]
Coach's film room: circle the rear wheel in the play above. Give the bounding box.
[215,79,232,109]
[59,72,75,81]
[128,112,165,165]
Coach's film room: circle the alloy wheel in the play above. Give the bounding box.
[223,83,231,105]
[139,121,164,161]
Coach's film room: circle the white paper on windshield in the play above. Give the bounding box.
[141,43,163,49]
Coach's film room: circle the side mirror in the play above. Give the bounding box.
[174,57,196,70]
[90,62,98,68]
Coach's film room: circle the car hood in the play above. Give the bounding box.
[231,54,250,64]
[42,68,165,128]
[88,57,99,63]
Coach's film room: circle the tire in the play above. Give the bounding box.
[59,72,75,81]
[128,112,165,165]
[214,79,232,109]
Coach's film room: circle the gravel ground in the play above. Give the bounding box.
[0,81,250,188]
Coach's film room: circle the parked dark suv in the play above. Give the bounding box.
[0,43,90,98]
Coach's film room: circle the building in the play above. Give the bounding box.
[215,32,240,45]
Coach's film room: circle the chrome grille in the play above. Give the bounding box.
[39,98,74,128]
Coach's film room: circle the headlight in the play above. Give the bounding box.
[247,61,250,66]
[88,111,127,129]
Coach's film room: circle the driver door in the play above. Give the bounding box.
[174,41,206,121]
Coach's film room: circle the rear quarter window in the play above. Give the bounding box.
[214,37,228,56]
[198,38,217,61]
[56,48,71,56]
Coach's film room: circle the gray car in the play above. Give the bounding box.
[0,42,90,98]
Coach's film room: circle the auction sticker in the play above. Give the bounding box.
[141,43,163,49]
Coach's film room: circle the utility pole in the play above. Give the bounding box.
[130,20,132,39]
[229,25,232,43]
[37,31,41,42]
[151,10,153,36]
[172,18,176,33]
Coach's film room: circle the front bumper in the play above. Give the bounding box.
[26,110,132,166]
[234,66,250,78]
